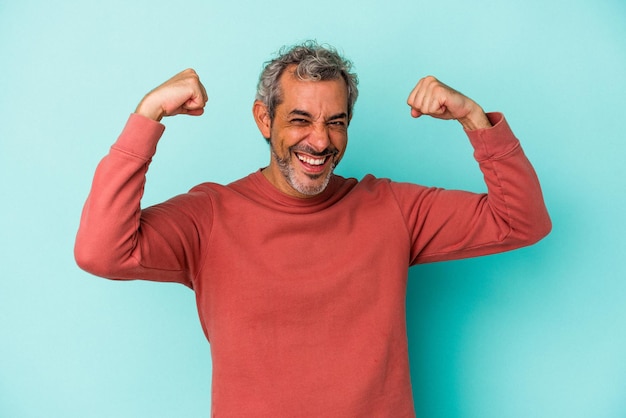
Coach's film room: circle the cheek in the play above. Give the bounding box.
[331,132,348,152]
[271,127,303,150]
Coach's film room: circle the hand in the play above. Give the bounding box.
[407,76,491,130]
[135,69,208,121]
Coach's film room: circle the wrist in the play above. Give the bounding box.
[458,105,492,131]
[135,96,165,122]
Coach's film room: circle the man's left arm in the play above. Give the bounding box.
[401,76,551,263]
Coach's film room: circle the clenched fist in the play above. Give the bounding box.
[407,76,491,130]
[135,69,209,122]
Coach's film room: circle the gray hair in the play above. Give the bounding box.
[256,41,359,121]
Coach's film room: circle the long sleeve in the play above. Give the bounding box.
[74,114,206,288]
[392,112,551,265]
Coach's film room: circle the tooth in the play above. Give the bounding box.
[297,153,326,165]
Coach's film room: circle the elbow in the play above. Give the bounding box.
[74,243,109,278]
[74,236,122,279]
[539,214,553,240]
[530,220,552,246]
[534,206,553,242]
[518,210,552,247]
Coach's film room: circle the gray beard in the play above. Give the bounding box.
[271,146,336,196]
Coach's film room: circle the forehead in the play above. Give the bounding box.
[277,68,349,114]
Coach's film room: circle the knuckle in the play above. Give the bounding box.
[183,68,199,79]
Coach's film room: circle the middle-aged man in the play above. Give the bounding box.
[75,41,551,417]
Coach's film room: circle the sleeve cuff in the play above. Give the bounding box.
[111,113,166,160]
[465,112,521,162]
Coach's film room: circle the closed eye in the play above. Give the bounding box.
[327,112,348,128]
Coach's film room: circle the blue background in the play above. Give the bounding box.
[1,1,625,417]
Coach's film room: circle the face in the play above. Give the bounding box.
[254,67,350,198]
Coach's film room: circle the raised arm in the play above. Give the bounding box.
[399,76,551,264]
[74,69,209,286]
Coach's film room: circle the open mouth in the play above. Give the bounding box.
[295,152,329,166]
[294,151,337,174]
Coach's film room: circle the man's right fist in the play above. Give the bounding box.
[135,69,208,122]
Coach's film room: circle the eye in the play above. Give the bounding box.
[328,120,347,129]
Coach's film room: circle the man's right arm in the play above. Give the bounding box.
[74,69,209,286]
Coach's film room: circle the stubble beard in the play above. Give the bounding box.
[271,145,337,197]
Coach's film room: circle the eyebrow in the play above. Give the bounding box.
[289,109,348,122]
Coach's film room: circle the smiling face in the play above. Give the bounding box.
[253,66,350,198]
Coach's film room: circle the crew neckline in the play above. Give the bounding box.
[246,169,354,213]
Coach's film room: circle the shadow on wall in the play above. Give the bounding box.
[405,245,553,416]
[407,261,470,417]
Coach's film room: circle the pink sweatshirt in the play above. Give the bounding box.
[75,112,550,417]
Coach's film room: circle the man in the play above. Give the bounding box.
[75,41,551,417]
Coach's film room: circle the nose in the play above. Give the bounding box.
[308,122,331,152]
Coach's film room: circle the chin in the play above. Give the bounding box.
[290,171,333,197]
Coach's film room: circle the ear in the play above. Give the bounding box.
[252,100,271,140]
